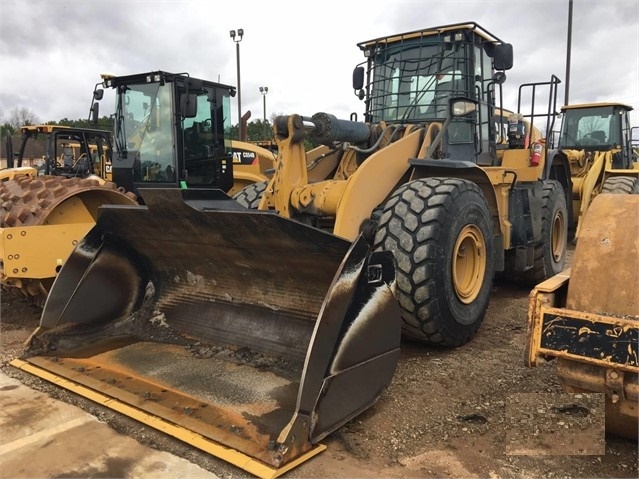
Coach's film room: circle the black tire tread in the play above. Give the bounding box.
[601,176,639,194]
[233,180,268,209]
[373,177,494,347]
[505,180,567,285]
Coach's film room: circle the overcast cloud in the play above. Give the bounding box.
[1,0,637,126]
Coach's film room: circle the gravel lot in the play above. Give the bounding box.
[1,247,637,478]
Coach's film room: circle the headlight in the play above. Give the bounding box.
[451,100,476,117]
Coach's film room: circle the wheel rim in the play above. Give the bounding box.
[452,225,487,304]
[551,208,566,262]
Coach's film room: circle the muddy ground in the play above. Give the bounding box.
[1,249,637,479]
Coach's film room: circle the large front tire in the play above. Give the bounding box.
[233,180,268,209]
[374,178,494,347]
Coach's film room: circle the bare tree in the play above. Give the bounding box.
[8,107,41,129]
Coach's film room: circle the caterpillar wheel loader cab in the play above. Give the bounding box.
[91,71,276,198]
[526,193,639,440]
[553,102,639,238]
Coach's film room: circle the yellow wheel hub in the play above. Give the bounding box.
[551,208,566,262]
[453,225,486,304]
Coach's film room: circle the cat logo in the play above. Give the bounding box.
[232,150,257,164]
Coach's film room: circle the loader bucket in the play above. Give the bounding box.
[13,188,401,477]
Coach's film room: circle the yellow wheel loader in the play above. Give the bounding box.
[526,193,638,440]
[237,23,571,345]
[552,102,639,238]
[13,23,571,476]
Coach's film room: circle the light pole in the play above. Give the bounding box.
[259,86,268,122]
[229,28,244,131]
[565,0,573,105]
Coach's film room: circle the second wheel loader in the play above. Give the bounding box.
[552,102,639,238]
[13,22,570,477]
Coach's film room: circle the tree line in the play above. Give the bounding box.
[1,106,284,162]
[1,106,275,142]
[1,106,325,162]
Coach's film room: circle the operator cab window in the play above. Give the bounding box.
[559,106,617,149]
[118,82,175,182]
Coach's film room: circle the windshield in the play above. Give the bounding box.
[114,82,174,182]
[558,106,620,149]
[367,41,468,123]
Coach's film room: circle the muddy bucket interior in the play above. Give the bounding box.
[15,188,400,477]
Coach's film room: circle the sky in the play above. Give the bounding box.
[1,0,638,127]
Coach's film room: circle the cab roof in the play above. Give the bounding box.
[560,102,633,112]
[357,22,505,50]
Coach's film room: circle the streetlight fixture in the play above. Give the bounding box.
[259,86,269,122]
[229,28,244,134]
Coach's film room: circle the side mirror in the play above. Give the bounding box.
[180,93,198,118]
[90,102,100,124]
[493,43,514,71]
[93,88,104,101]
[353,66,364,91]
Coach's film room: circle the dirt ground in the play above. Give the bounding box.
[1,248,637,479]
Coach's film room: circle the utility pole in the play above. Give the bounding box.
[565,0,573,106]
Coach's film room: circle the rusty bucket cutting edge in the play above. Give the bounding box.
[20,188,401,471]
[9,357,327,479]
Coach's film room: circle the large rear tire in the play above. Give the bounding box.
[504,180,568,285]
[374,178,494,347]
[529,180,568,283]
[601,176,639,194]
[233,180,268,209]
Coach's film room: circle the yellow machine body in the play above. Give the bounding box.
[526,194,639,439]
[227,140,276,196]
